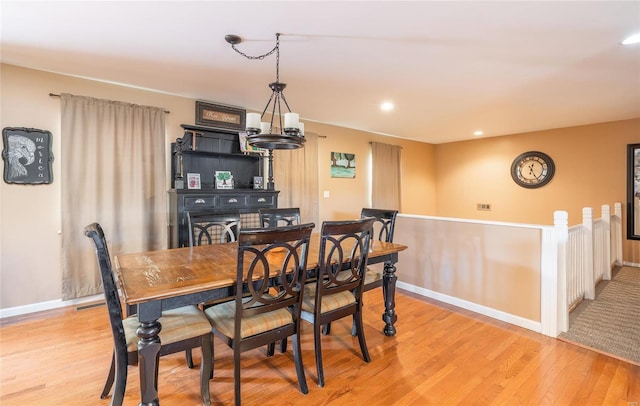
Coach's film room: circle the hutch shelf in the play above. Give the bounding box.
[168,124,278,248]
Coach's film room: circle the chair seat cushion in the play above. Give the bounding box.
[123,305,212,352]
[204,299,293,339]
[364,268,382,285]
[301,282,356,314]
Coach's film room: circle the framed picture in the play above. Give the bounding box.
[187,173,201,189]
[239,132,266,155]
[253,176,263,189]
[330,152,356,178]
[195,101,245,131]
[215,170,233,189]
[2,127,54,185]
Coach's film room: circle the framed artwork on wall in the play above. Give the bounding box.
[2,127,54,185]
[330,151,356,178]
[195,101,245,131]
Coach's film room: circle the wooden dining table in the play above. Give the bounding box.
[114,233,407,406]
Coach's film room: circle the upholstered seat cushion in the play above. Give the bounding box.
[364,268,382,285]
[123,305,212,352]
[301,282,356,313]
[204,299,293,339]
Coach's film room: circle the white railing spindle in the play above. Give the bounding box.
[582,207,595,300]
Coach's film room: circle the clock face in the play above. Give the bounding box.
[510,151,555,188]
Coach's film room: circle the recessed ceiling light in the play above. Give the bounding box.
[473,130,484,136]
[622,33,640,45]
[380,101,394,111]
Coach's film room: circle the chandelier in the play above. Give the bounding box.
[225,33,306,150]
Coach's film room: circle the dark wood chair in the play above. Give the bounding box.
[187,210,241,246]
[300,217,375,387]
[360,208,399,292]
[83,223,213,406]
[323,209,399,336]
[185,210,242,366]
[259,207,301,228]
[203,223,315,406]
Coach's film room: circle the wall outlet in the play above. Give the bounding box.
[477,203,491,211]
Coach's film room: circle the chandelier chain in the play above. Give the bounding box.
[230,34,281,84]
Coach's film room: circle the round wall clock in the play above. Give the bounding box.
[510,151,555,188]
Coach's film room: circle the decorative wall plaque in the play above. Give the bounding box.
[195,101,245,131]
[2,127,54,185]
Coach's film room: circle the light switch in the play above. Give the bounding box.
[323,190,330,198]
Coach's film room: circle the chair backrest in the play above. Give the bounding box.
[259,207,301,228]
[187,210,241,246]
[84,223,128,357]
[316,217,375,298]
[235,223,315,328]
[360,208,398,243]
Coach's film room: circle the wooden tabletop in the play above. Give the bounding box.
[114,234,407,305]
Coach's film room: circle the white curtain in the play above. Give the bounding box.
[60,93,167,300]
[274,133,319,228]
[371,141,402,211]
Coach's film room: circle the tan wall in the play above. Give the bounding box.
[395,215,543,323]
[0,64,435,309]
[434,120,640,262]
[1,63,636,311]
[306,121,436,222]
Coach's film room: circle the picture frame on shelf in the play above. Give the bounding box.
[253,176,263,189]
[215,170,233,189]
[187,173,201,189]
[195,101,245,131]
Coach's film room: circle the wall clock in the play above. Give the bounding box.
[510,151,555,188]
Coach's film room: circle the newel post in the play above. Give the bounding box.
[552,210,569,334]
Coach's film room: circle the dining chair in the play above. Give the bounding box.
[300,217,375,387]
[83,223,213,406]
[187,210,241,246]
[360,208,399,292]
[185,209,242,366]
[259,207,301,228]
[323,208,399,337]
[203,223,315,406]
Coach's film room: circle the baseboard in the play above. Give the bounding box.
[623,261,640,268]
[397,281,542,334]
[0,294,103,319]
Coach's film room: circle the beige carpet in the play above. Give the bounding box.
[559,266,640,365]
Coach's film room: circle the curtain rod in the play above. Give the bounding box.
[49,93,170,114]
[369,141,402,149]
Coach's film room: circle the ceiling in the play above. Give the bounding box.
[2,1,639,144]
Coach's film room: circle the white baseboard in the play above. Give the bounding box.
[397,281,542,334]
[0,294,103,319]
[623,261,640,268]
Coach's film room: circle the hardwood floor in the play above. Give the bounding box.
[1,290,638,405]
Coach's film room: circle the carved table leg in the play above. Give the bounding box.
[137,319,162,406]
[382,260,398,336]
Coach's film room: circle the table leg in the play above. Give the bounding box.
[136,319,162,406]
[382,260,398,336]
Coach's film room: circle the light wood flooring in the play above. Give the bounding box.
[1,289,638,405]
